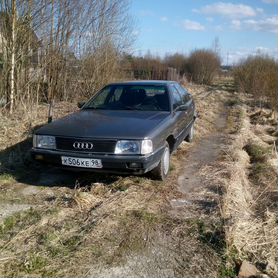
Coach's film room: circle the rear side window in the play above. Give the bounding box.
[169,85,183,109]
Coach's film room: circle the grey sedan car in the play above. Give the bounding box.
[32,81,196,180]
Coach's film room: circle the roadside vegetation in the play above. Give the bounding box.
[203,91,277,277]
[233,55,278,115]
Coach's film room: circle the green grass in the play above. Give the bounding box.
[0,207,59,242]
[91,244,103,257]
[103,209,161,265]
[46,235,82,258]
[110,181,131,192]
[219,264,237,278]
[244,143,271,163]
[225,99,241,107]
[1,214,17,234]
[186,218,236,277]
[219,245,243,278]
[0,207,41,240]
[188,219,226,253]
[250,162,268,180]
[0,173,15,184]
[226,107,244,134]
[21,254,48,274]
[129,209,158,224]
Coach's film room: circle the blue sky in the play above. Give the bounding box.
[130,0,278,64]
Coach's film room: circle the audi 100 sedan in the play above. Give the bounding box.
[32,81,196,180]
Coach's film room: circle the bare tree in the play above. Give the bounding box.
[0,0,134,116]
[164,53,187,76]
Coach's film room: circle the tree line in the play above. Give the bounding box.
[122,49,221,85]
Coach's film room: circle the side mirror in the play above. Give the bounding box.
[177,105,187,111]
[77,101,86,108]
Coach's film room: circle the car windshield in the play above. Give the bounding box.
[83,84,170,111]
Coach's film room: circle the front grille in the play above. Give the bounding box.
[56,137,116,153]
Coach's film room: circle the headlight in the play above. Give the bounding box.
[33,135,56,149]
[114,139,153,155]
[115,140,140,154]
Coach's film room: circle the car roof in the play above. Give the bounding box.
[108,80,177,86]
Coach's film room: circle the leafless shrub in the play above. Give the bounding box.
[164,53,187,76]
[186,49,221,85]
[127,53,169,80]
[233,55,278,116]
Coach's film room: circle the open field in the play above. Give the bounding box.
[0,78,277,277]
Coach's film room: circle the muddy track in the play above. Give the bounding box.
[169,96,228,219]
[177,112,226,194]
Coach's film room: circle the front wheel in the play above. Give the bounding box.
[185,123,194,142]
[151,142,170,181]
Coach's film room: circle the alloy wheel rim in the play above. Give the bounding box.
[190,125,194,139]
[163,147,170,175]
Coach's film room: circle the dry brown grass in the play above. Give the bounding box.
[0,102,76,152]
[3,79,275,277]
[201,102,278,276]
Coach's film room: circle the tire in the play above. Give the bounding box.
[185,123,194,143]
[151,142,170,181]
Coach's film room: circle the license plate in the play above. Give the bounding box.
[61,156,102,168]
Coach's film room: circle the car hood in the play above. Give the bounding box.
[36,110,171,139]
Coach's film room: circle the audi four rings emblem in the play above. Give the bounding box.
[73,142,93,150]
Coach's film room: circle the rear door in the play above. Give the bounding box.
[175,83,195,126]
[169,84,186,142]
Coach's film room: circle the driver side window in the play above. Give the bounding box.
[170,85,182,110]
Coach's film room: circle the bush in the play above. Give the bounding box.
[186,49,220,85]
[233,55,278,113]
[164,53,187,75]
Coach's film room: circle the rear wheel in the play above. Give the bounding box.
[151,142,170,181]
[185,123,194,142]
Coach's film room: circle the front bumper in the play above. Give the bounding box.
[31,148,164,175]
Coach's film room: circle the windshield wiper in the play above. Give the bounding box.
[83,106,106,110]
[123,106,143,110]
